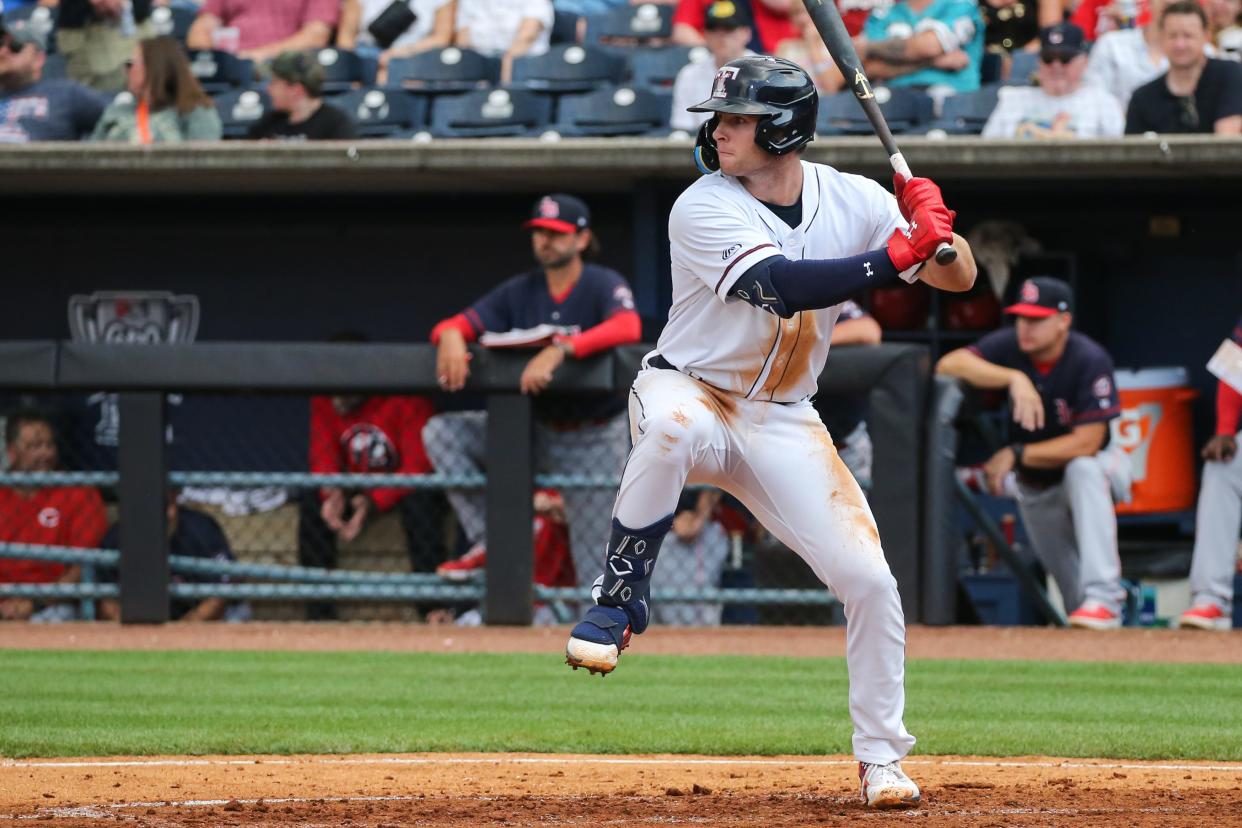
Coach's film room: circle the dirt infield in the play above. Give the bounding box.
[5,621,1241,663]
[4,623,1241,826]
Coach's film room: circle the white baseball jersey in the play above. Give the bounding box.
[654,159,918,403]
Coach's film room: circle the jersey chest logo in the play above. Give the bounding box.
[37,507,61,529]
[341,425,398,472]
[1054,399,1071,426]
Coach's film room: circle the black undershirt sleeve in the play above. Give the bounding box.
[727,251,902,318]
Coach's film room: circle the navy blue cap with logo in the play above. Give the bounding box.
[524,194,591,234]
[1005,277,1074,318]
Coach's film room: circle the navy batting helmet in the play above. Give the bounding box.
[689,55,817,173]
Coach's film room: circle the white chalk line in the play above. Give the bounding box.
[4,755,1242,773]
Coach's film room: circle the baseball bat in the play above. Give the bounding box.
[800,0,957,266]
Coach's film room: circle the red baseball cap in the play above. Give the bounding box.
[524,194,590,234]
[1004,277,1073,318]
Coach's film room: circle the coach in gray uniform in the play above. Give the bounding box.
[937,278,1131,629]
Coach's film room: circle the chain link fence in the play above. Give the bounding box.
[1,348,935,626]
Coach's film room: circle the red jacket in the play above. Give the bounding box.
[309,396,436,512]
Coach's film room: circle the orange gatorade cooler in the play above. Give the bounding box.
[1110,367,1199,514]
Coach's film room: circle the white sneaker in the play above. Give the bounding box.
[859,761,921,809]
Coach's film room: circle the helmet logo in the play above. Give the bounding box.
[711,66,740,99]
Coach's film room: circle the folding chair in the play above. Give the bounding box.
[314,48,376,93]
[428,88,552,137]
[186,49,255,94]
[330,87,427,136]
[385,47,501,92]
[627,45,711,89]
[213,88,271,139]
[554,84,671,136]
[510,44,626,94]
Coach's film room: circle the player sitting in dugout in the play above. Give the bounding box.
[937,277,1131,630]
[425,194,642,591]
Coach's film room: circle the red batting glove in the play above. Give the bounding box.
[885,202,955,272]
[893,175,947,223]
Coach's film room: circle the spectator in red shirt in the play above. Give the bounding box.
[0,409,107,621]
[670,0,794,54]
[186,0,340,63]
[673,0,799,54]
[299,335,444,619]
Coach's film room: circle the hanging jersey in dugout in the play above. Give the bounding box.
[654,160,919,403]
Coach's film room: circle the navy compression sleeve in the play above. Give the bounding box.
[727,251,901,318]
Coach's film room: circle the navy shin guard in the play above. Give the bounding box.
[595,514,673,635]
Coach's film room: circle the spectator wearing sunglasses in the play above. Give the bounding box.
[91,36,222,143]
[1125,0,1242,134]
[982,22,1124,137]
[0,23,109,142]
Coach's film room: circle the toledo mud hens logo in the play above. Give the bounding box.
[342,425,398,472]
[711,66,741,99]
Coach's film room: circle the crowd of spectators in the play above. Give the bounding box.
[1,0,1240,142]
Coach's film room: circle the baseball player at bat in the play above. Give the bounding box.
[565,55,975,808]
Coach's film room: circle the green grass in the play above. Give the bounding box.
[1,649,1239,760]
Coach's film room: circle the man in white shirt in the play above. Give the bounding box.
[983,22,1125,137]
[455,0,552,81]
[670,0,753,132]
[1084,0,1170,111]
[565,54,976,810]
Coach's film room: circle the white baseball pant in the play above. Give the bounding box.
[1189,435,1242,611]
[614,365,916,765]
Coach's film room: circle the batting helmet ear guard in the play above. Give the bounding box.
[688,55,817,168]
[694,118,720,174]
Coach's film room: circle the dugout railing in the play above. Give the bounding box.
[0,340,940,624]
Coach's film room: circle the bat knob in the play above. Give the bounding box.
[933,243,957,266]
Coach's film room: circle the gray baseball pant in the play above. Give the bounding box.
[422,410,630,588]
[1015,445,1131,613]
[1189,435,1242,611]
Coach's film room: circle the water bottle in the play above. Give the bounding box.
[1139,585,1157,626]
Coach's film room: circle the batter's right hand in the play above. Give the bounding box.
[1008,371,1044,432]
[436,330,472,392]
[1202,434,1237,462]
[885,201,954,272]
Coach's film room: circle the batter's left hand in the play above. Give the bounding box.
[520,345,565,395]
[983,447,1016,497]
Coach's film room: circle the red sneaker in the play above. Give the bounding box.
[1179,604,1231,631]
[435,543,486,581]
[1068,601,1121,630]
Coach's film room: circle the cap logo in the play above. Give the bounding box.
[711,66,740,99]
[1049,30,1064,44]
[1020,281,1039,303]
[711,0,738,15]
[538,197,560,219]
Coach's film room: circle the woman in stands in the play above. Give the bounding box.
[91,35,222,143]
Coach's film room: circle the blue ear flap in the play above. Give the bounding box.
[693,118,719,174]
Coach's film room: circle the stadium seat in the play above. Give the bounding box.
[428,88,553,137]
[330,88,427,137]
[1007,51,1040,85]
[213,88,271,139]
[314,48,376,93]
[980,51,1002,86]
[551,10,581,45]
[553,85,671,136]
[148,4,197,43]
[926,84,1000,134]
[385,47,500,92]
[586,3,674,45]
[628,45,711,90]
[817,87,933,136]
[186,50,256,93]
[511,44,626,94]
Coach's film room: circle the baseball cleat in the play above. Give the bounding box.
[1067,600,1121,630]
[1178,604,1232,631]
[859,761,921,809]
[566,605,632,676]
